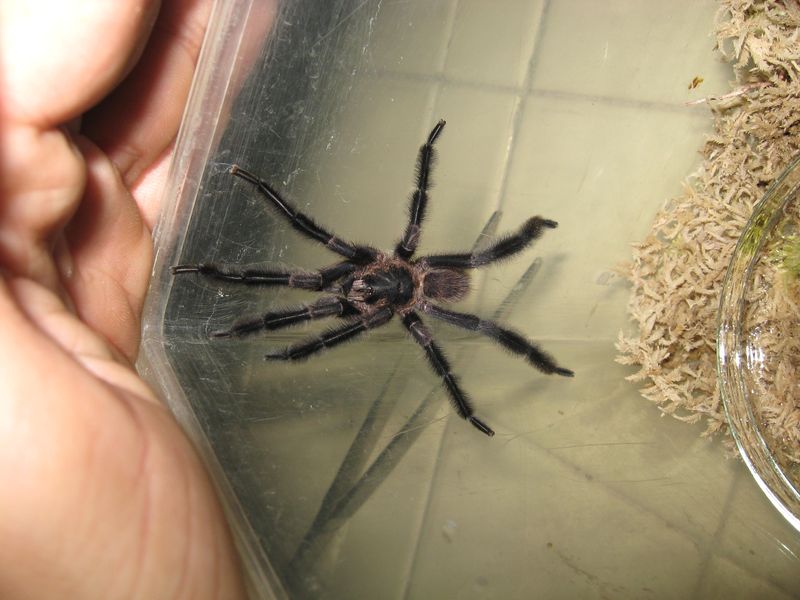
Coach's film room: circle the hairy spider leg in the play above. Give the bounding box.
[265,306,394,361]
[230,165,377,264]
[171,261,355,290]
[401,311,495,437]
[394,119,446,260]
[421,216,558,269]
[211,296,359,338]
[421,303,574,377]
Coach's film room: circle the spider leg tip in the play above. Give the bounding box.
[469,416,495,437]
[171,264,198,274]
[556,367,575,377]
[542,218,558,228]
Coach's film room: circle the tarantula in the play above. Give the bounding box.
[172,120,573,436]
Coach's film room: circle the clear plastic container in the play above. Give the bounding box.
[139,1,800,598]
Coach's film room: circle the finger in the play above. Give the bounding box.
[63,136,153,364]
[3,276,155,402]
[82,0,213,190]
[0,125,86,290]
[0,277,150,598]
[0,0,161,127]
[0,276,244,598]
[0,0,160,292]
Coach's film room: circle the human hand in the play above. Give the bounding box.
[0,1,245,598]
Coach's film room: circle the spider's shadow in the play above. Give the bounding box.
[285,215,567,575]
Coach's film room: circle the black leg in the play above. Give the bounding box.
[266,307,393,361]
[212,296,358,338]
[394,119,446,260]
[420,303,574,377]
[230,165,378,264]
[401,311,494,437]
[171,261,355,290]
[420,216,557,269]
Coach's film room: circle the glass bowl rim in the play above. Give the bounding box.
[717,153,800,533]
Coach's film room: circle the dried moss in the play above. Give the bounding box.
[617,0,800,456]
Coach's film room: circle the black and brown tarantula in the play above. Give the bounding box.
[172,120,573,436]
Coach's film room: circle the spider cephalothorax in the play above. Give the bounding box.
[341,255,469,314]
[173,120,573,436]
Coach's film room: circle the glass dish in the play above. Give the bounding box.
[718,154,800,532]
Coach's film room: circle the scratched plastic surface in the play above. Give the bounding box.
[140,1,800,598]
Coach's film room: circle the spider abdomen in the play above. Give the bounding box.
[421,268,470,303]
